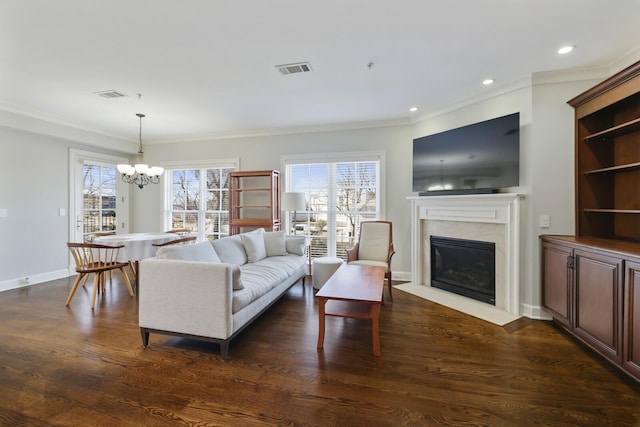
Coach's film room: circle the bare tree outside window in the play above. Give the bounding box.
[168,167,233,240]
[82,164,117,239]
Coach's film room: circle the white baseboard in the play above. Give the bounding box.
[391,271,411,282]
[0,269,72,293]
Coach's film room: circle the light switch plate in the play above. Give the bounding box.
[0,209,7,218]
[539,214,550,228]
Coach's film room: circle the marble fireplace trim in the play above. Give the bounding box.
[408,194,524,316]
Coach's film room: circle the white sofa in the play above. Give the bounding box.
[139,229,307,361]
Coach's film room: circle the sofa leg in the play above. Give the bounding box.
[220,342,229,362]
[140,328,150,347]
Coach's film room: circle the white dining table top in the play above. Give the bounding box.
[94,233,178,262]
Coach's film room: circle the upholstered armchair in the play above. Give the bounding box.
[346,220,396,301]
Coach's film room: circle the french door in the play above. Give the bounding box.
[69,149,130,243]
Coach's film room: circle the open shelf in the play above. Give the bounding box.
[569,61,640,242]
[584,162,640,175]
[584,209,640,214]
[584,117,640,142]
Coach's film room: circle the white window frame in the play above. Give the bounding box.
[281,150,385,258]
[162,158,239,241]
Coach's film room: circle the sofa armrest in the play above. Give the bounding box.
[139,258,235,339]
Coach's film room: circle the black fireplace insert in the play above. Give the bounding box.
[430,236,496,305]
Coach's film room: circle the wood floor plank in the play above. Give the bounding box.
[0,276,639,426]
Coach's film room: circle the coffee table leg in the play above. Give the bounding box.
[317,298,327,350]
[371,303,381,356]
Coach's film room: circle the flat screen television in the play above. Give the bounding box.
[412,112,520,195]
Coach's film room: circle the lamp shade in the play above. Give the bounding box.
[281,192,305,211]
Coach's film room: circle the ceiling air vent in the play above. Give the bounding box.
[275,62,313,75]
[94,90,127,98]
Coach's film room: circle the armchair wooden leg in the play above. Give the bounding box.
[386,272,393,302]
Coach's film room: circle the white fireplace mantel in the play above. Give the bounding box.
[407,193,524,316]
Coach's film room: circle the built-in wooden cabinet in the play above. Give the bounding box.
[572,247,623,363]
[229,170,280,235]
[541,239,573,328]
[541,60,640,383]
[624,259,640,379]
[541,235,640,382]
[568,61,640,241]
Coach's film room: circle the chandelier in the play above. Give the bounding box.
[117,113,164,189]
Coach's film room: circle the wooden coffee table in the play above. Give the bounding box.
[315,264,386,356]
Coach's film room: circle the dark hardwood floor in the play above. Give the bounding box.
[1,273,639,426]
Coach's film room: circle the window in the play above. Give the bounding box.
[283,152,383,260]
[82,163,117,239]
[164,160,237,241]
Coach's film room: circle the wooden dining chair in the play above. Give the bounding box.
[152,236,197,247]
[66,242,134,310]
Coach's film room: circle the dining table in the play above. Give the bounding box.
[94,232,179,294]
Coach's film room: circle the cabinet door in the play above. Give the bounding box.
[541,240,573,327]
[624,259,640,378]
[573,249,623,363]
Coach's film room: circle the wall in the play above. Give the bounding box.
[0,125,133,290]
[526,76,602,316]
[0,127,69,286]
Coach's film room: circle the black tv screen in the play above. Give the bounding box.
[412,112,520,195]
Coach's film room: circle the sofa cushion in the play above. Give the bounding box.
[241,228,267,262]
[263,230,287,256]
[285,236,307,256]
[156,241,221,263]
[212,235,248,265]
[232,254,306,312]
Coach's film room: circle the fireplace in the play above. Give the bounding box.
[408,193,523,317]
[430,236,496,305]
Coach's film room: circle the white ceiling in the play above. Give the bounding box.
[2,0,640,144]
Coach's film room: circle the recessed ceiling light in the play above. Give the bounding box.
[558,45,575,55]
[482,79,494,85]
[409,106,419,112]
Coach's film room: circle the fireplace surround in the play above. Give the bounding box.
[408,194,524,317]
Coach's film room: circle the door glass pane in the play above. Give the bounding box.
[82,164,118,239]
